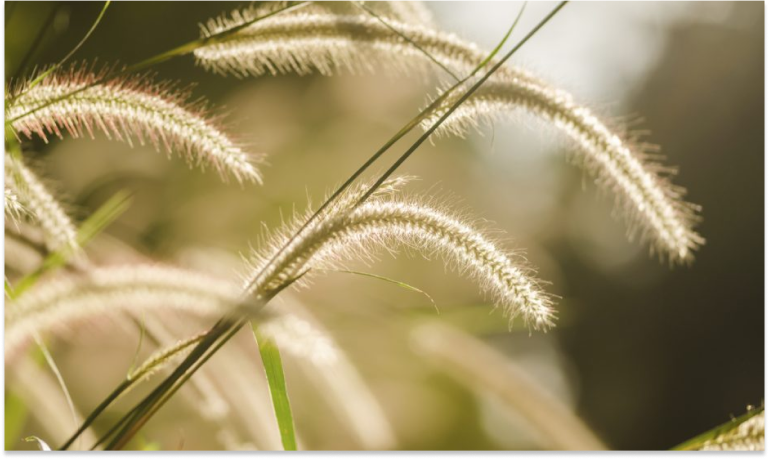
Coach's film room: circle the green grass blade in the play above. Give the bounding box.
[250,322,297,451]
[671,406,764,451]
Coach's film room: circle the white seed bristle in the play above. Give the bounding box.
[423,77,704,264]
[194,10,501,78]
[8,66,262,184]
[245,182,554,330]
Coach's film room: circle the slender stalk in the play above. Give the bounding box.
[24,1,111,92]
[11,3,62,82]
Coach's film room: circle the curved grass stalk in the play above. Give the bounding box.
[5,265,242,362]
[21,1,111,93]
[33,333,82,449]
[246,189,554,330]
[422,78,704,264]
[413,321,605,450]
[8,67,261,184]
[5,153,78,252]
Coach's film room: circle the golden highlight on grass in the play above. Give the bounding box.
[245,182,554,330]
[423,77,704,263]
[5,153,78,252]
[7,65,262,184]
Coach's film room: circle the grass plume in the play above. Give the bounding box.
[7,65,262,184]
[245,181,555,330]
[194,7,509,78]
[423,77,704,264]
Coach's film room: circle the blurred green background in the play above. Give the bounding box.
[4,1,764,451]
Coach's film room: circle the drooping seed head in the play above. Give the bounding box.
[244,181,555,330]
[423,75,704,264]
[7,65,262,184]
[194,9,498,79]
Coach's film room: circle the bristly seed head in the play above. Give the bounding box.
[7,65,263,184]
[193,8,496,79]
[423,76,704,265]
[244,180,555,330]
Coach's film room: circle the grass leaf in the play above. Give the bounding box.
[250,322,297,451]
[672,406,764,451]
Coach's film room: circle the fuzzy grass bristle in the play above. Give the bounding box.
[194,9,505,79]
[244,180,555,330]
[7,65,262,184]
[422,76,704,264]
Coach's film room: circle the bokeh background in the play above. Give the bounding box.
[4,1,764,451]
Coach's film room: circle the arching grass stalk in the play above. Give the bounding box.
[6,1,310,125]
[66,4,562,449]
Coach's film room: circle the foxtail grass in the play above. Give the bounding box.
[245,185,554,329]
[422,77,704,263]
[8,66,262,184]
